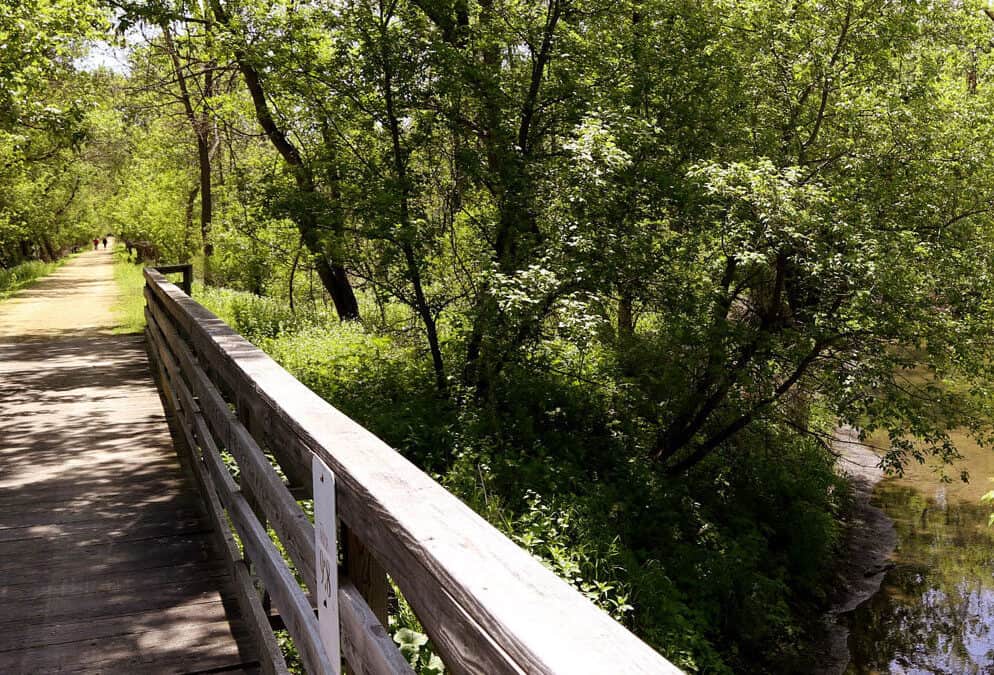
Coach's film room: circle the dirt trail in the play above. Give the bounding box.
[0,245,118,341]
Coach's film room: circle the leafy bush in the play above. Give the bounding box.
[389,593,445,675]
[511,491,634,622]
[0,258,66,299]
[197,285,336,342]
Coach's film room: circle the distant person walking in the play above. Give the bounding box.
[92,238,98,250]
[102,237,108,249]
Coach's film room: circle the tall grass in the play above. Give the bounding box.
[111,249,148,333]
[0,258,68,300]
[197,284,339,342]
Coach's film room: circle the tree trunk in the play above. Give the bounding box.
[378,14,447,390]
[161,23,214,284]
[196,133,213,284]
[288,237,302,313]
[618,293,634,337]
[209,0,359,320]
[41,236,57,262]
[184,185,199,259]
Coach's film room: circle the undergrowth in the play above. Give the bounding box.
[0,257,70,300]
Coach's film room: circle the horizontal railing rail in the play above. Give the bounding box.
[143,267,680,675]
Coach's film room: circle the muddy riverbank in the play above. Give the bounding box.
[842,427,994,674]
[812,426,897,674]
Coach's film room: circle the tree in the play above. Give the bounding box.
[0,0,107,264]
[207,0,362,320]
[156,7,220,281]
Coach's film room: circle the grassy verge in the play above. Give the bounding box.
[111,248,148,333]
[0,257,72,301]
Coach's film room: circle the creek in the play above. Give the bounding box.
[842,430,994,673]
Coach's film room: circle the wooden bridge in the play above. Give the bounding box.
[0,249,680,674]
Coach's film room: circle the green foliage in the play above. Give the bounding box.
[198,285,460,472]
[393,628,444,674]
[273,629,304,674]
[0,0,109,265]
[383,585,445,674]
[0,257,66,299]
[511,491,634,623]
[198,285,326,341]
[196,297,845,670]
[98,0,994,484]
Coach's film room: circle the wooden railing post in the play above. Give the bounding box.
[344,527,390,626]
[152,263,194,295]
[313,457,342,673]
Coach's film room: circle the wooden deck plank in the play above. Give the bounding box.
[0,560,230,605]
[0,249,258,674]
[0,547,222,587]
[0,530,218,568]
[0,511,206,543]
[0,501,203,531]
[0,512,211,549]
[0,602,244,651]
[0,626,255,674]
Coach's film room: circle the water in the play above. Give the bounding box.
[843,432,994,674]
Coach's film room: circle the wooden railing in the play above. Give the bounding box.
[143,267,681,675]
[152,263,193,295]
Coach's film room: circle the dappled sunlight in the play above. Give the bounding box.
[0,249,120,340]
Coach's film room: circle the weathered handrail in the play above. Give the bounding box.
[123,238,160,263]
[143,267,681,675]
[152,263,193,295]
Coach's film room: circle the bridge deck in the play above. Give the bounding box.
[0,250,258,673]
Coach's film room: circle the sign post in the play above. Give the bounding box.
[313,455,342,673]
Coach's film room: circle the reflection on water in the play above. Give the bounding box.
[844,480,994,674]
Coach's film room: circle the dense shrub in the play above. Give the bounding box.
[0,258,65,298]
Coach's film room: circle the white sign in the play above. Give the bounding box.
[313,455,342,673]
